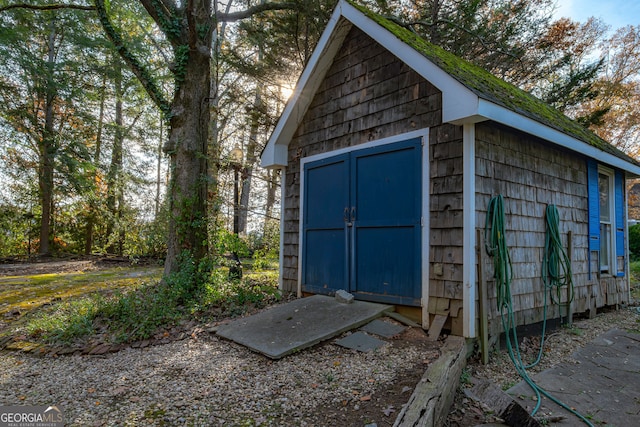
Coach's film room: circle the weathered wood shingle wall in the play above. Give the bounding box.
[427,125,465,334]
[475,122,628,336]
[282,26,443,294]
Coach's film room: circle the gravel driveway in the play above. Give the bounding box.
[0,322,440,426]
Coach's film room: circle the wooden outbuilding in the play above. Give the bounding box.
[260,0,640,341]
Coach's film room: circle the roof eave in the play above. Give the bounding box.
[261,4,353,168]
[465,100,640,176]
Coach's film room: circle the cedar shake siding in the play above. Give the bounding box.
[282,27,444,293]
[475,122,628,337]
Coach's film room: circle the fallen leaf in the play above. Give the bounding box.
[88,388,96,394]
[360,395,371,402]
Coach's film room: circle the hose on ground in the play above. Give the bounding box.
[484,195,593,427]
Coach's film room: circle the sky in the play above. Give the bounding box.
[554,0,640,30]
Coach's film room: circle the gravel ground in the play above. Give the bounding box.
[2,308,637,427]
[0,319,440,426]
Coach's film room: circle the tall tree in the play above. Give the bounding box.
[0,6,95,255]
[580,25,640,155]
[93,0,299,274]
[220,0,335,235]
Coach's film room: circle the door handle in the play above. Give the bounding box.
[350,207,356,222]
[344,207,349,222]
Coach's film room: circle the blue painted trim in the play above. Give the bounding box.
[615,170,625,277]
[587,159,599,279]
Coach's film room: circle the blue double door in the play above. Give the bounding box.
[302,138,422,306]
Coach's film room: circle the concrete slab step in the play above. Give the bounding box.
[216,295,393,359]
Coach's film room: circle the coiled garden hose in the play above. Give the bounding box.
[543,204,574,307]
[484,195,593,427]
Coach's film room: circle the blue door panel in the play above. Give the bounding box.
[302,155,349,295]
[353,142,421,223]
[301,138,422,305]
[305,155,349,228]
[303,229,347,294]
[354,226,420,302]
[351,139,422,304]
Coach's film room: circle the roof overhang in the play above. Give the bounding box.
[261,0,640,177]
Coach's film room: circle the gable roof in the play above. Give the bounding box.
[261,0,640,176]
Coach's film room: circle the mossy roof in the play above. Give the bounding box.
[348,1,638,166]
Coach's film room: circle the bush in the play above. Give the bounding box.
[25,253,281,345]
[629,224,640,261]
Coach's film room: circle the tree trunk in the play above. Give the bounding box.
[238,90,263,234]
[263,168,278,231]
[106,60,124,255]
[85,73,107,255]
[38,19,57,255]
[164,23,212,275]
[155,114,164,220]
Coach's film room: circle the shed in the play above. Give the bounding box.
[260,0,640,339]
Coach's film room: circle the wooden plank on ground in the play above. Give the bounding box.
[427,312,449,341]
[394,336,466,427]
[467,380,542,427]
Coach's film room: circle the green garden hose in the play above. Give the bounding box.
[484,195,593,427]
[543,204,574,307]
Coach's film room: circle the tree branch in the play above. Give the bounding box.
[393,16,522,63]
[138,0,182,46]
[216,1,298,23]
[93,0,171,117]
[0,3,95,12]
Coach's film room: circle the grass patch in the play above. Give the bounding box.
[20,256,281,345]
[27,296,103,342]
[630,260,640,302]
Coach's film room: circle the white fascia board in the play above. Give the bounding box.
[476,100,640,176]
[261,4,352,168]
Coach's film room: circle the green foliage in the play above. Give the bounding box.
[629,224,640,261]
[629,260,640,284]
[0,204,34,256]
[251,249,275,271]
[24,254,280,344]
[26,295,102,343]
[214,229,250,258]
[122,207,169,259]
[460,367,472,385]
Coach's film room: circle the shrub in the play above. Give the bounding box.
[629,224,640,261]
